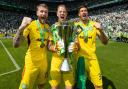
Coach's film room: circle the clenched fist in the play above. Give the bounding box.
[94,22,102,30]
[18,17,32,32]
[20,17,32,27]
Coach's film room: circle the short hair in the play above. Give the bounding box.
[57,4,68,12]
[36,3,48,11]
[78,5,88,13]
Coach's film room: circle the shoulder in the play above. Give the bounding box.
[72,18,80,25]
[74,21,81,26]
[45,23,50,29]
[28,20,38,30]
[54,22,60,26]
[27,20,36,28]
[51,22,59,28]
[71,18,80,23]
[90,20,100,25]
[30,20,36,25]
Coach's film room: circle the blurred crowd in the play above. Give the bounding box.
[90,3,128,38]
[0,3,128,39]
[0,10,24,34]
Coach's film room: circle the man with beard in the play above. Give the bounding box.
[13,3,50,89]
[75,5,108,89]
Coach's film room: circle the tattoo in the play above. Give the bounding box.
[13,25,27,47]
[13,30,23,48]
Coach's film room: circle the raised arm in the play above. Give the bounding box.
[94,22,108,45]
[13,17,32,48]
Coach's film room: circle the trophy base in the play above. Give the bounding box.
[60,58,71,72]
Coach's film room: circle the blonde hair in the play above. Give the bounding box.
[36,3,48,11]
[57,4,68,12]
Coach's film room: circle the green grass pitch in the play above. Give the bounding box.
[0,38,128,89]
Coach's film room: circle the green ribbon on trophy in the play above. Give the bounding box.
[51,23,65,55]
[36,20,47,48]
[51,24,60,46]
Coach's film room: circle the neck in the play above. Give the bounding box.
[58,19,66,23]
[82,20,87,24]
[82,18,89,24]
[80,16,89,23]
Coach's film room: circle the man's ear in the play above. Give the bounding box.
[57,12,59,17]
[36,12,38,17]
[78,13,80,17]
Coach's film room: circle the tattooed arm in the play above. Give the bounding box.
[13,17,32,48]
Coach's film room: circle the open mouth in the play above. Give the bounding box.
[83,15,86,17]
[82,15,86,20]
[42,16,46,19]
[40,16,46,20]
[60,16,65,19]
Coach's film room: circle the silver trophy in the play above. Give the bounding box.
[57,21,76,72]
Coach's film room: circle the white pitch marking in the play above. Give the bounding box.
[0,69,19,76]
[0,40,20,71]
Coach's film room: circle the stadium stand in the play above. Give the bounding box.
[0,0,128,42]
[90,3,128,39]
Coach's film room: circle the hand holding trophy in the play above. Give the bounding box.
[56,39,65,55]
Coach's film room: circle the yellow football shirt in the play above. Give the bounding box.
[19,20,50,89]
[75,20,101,59]
[23,20,50,65]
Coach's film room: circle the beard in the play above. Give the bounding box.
[39,16,47,23]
